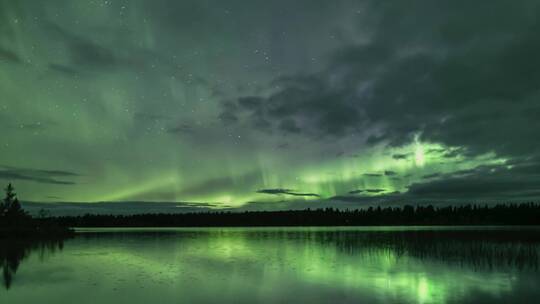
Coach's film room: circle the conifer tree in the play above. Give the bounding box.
[2,184,26,219]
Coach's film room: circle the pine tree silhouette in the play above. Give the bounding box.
[0,183,72,236]
[1,184,27,222]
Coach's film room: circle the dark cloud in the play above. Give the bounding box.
[222,0,540,159]
[0,119,57,133]
[363,173,382,178]
[0,172,74,185]
[336,159,539,202]
[366,189,386,193]
[257,188,294,195]
[333,162,540,204]
[427,148,446,154]
[406,160,540,200]
[257,188,320,197]
[225,75,363,137]
[134,113,171,121]
[48,64,79,75]
[22,201,214,216]
[347,188,387,196]
[0,46,22,64]
[46,23,119,68]
[279,119,301,134]
[331,192,399,204]
[0,166,79,185]
[166,124,195,134]
[218,102,240,125]
[18,122,55,131]
[442,150,463,159]
[217,111,239,125]
[237,96,264,110]
[392,153,411,160]
[44,21,165,74]
[407,177,540,200]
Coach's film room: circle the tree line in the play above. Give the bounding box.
[53,203,540,227]
[2,182,539,227]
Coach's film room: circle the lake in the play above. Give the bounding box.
[1,227,540,303]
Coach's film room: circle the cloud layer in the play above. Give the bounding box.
[1,0,539,207]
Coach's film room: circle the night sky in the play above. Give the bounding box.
[1,0,540,213]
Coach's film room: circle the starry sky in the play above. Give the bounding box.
[1,0,540,213]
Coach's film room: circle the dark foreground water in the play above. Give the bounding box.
[1,227,540,304]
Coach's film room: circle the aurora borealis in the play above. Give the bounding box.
[1,0,540,213]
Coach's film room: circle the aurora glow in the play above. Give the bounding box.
[1,0,540,212]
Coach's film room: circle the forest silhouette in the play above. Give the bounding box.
[2,183,540,228]
[55,203,540,227]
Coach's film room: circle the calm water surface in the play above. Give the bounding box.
[1,227,540,304]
